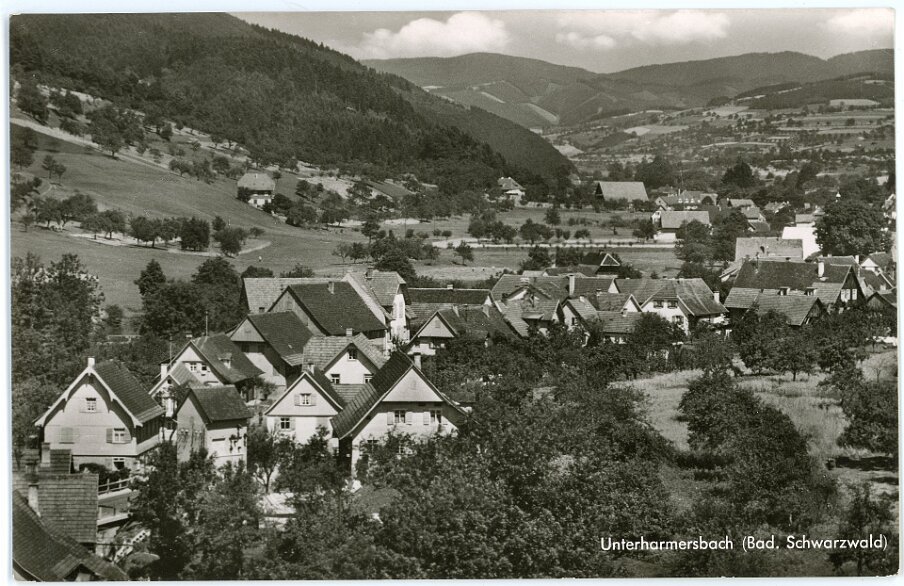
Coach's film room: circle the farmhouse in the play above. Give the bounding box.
[155,334,263,400]
[331,352,467,474]
[407,305,515,356]
[617,278,726,333]
[295,333,387,385]
[35,358,165,471]
[576,251,621,275]
[497,176,525,201]
[748,294,825,327]
[654,191,716,210]
[594,181,648,205]
[173,386,252,467]
[237,172,276,209]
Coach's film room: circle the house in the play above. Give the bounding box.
[407,286,493,331]
[331,352,467,474]
[747,294,825,327]
[173,386,252,467]
[594,181,648,206]
[861,252,895,277]
[408,305,515,356]
[491,274,574,302]
[497,293,561,337]
[654,210,712,241]
[294,333,388,386]
[724,258,865,317]
[154,334,263,401]
[741,206,767,223]
[764,201,790,214]
[229,311,314,389]
[560,293,641,331]
[13,491,127,581]
[35,358,165,471]
[722,237,805,282]
[12,470,98,551]
[655,191,716,210]
[497,176,525,201]
[866,290,897,313]
[148,362,200,413]
[593,311,646,343]
[269,281,389,351]
[242,277,320,314]
[617,278,726,332]
[264,368,348,448]
[237,172,276,209]
[726,198,756,209]
[347,270,409,346]
[782,224,821,257]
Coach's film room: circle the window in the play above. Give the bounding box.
[298,393,312,406]
[430,410,442,425]
[85,398,97,413]
[364,374,373,383]
[571,317,578,326]
[779,287,789,296]
[112,457,126,471]
[348,348,358,361]
[113,428,127,443]
[330,374,341,384]
[279,417,291,431]
[672,316,684,326]
[201,364,209,373]
[188,362,198,373]
[394,410,406,424]
[667,300,678,309]
[654,300,664,308]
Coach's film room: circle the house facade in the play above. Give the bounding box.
[229,311,313,390]
[153,334,263,401]
[264,369,345,448]
[237,172,276,208]
[173,386,252,467]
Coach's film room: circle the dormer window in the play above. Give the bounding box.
[779,287,790,296]
[805,287,815,296]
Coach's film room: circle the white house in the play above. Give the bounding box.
[264,368,346,449]
[173,386,252,467]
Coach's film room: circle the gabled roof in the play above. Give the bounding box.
[266,368,347,414]
[13,491,128,581]
[93,361,163,423]
[408,287,491,306]
[595,311,645,335]
[733,258,852,290]
[14,473,99,545]
[415,306,516,342]
[865,252,893,269]
[297,334,387,371]
[286,282,387,335]
[491,274,573,301]
[747,220,771,233]
[595,181,648,201]
[617,278,724,316]
[728,198,755,208]
[750,295,824,326]
[735,237,804,262]
[183,386,252,424]
[499,297,560,337]
[331,352,464,439]
[242,277,327,313]
[580,251,620,267]
[166,362,199,387]
[659,210,712,229]
[589,292,638,312]
[245,312,315,363]
[237,172,275,192]
[191,334,263,383]
[569,276,618,297]
[543,265,599,277]
[498,176,524,191]
[347,271,406,308]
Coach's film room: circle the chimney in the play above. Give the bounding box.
[446,283,454,290]
[27,484,39,515]
[307,363,315,373]
[713,289,720,303]
[87,356,95,368]
[346,328,354,337]
[817,260,825,278]
[328,281,336,294]
[568,274,576,296]
[40,443,51,466]
[854,254,859,265]
[160,363,169,381]
[164,391,175,418]
[579,295,587,303]
[412,352,422,368]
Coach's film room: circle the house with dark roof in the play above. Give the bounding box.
[560,293,641,332]
[576,251,621,275]
[749,295,826,327]
[653,210,712,241]
[331,352,467,473]
[174,386,252,467]
[13,491,128,581]
[158,334,264,400]
[237,172,276,209]
[724,258,865,318]
[497,292,562,337]
[407,286,493,330]
[347,270,410,346]
[408,305,516,356]
[594,311,646,343]
[616,278,726,333]
[270,280,389,351]
[654,191,716,210]
[12,471,98,550]
[229,311,315,389]
[594,181,648,206]
[295,333,388,386]
[35,358,165,471]
[861,252,895,279]
[497,176,525,201]
[264,368,347,448]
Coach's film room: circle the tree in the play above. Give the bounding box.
[214,226,248,257]
[192,257,244,333]
[830,369,897,457]
[632,219,656,241]
[675,220,713,264]
[721,158,756,188]
[544,207,561,226]
[41,155,58,179]
[212,216,227,232]
[11,126,38,168]
[16,77,49,122]
[87,106,128,157]
[180,217,210,251]
[815,199,890,257]
[281,264,315,278]
[333,242,353,263]
[375,249,416,283]
[829,483,898,576]
[286,203,318,227]
[130,216,161,247]
[518,219,553,244]
[731,308,788,373]
[453,242,474,265]
[247,426,286,493]
[767,331,817,381]
[136,259,167,298]
[361,216,381,242]
[519,246,551,271]
[241,265,274,278]
[634,154,676,189]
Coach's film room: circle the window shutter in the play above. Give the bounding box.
[294,395,301,406]
[423,412,430,425]
[106,428,113,443]
[405,412,413,425]
[311,394,317,406]
[387,412,394,426]
[289,418,296,430]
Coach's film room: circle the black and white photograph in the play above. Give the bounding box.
[6,4,900,580]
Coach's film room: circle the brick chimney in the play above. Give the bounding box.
[568,274,576,296]
[160,363,169,381]
[817,259,825,278]
[87,356,95,368]
[345,328,354,337]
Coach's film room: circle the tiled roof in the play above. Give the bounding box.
[192,334,263,383]
[237,172,275,192]
[499,297,560,337]
[266,368,346,414]
[498,176,524,191]
[580,251,620,267]
[595,181,648,201]
[94,361,163,423]
[747,220,771,233]
[743,207,764,220]
[564,297,599,323]
[29,474,99,544]
[589,292,635,312]
[13,491,128,581]
[734,237,804,262]
[569,277,618,297]
[333,383,370,405]
[733,259,852,290]
[247,312,315,362]
[297,334,387,371]
[46,450,73,474]
[750,295,823,326]
[366,180,414,200]
[617,278,724,316]
[186,386,252,423]
[728,198,755,208]
[595,311,644,335]
[543,266,598,277]
[167,362,199,387]
[491,275,572,301]
[287,282,387,335]
[408,287,491,306]
[866,252,893,269]
[660,210,711,229]
[243,277,327,313]
[431,306,516,341]
[332,352,462,439]
[347,271,405,308]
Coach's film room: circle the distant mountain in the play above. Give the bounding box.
[10,14,571,189]
[367,50,895,129]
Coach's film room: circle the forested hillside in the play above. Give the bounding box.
[10,14,571,191]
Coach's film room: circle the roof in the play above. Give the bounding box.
[408,287,491,306]
[13,492,128,581]
[734,237,804,262]
[868,290,897,310]
[347,271,406,308]
[422,306,516,341]
[266,369,348,413]
[751,295,823,326]
[728,198,755,208]
[297,334,387,371]
[569,277,618,297]
[865,252,893,268]
[499,297,560,336]
[659,192,716,206]
[589,292,636,311]
[243,277,329,313]
[237,172,275,192]
[733,258,852,290]
[617,278,724,316]
[94,361,163,423]
[185,386,252,424]
[366,180,414,200]
[331,352,463,439]
[287,282,387,335]
[498,176,524,191]
[191,334,263,383]
[580,251,620,267]
[166,362,199,387]
[246,312,315,363]
[18,474,99,545]
[595,311,645,335]
[659,210,712,229]
[595,181,648,201]
[543,266,599,277]
[333,383,371,405]
[491,274,572,301]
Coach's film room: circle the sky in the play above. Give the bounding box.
[237,8,894,73]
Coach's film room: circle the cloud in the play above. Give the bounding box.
[555,10,730,50]
[352,12,510,59]
[824,8,894,35]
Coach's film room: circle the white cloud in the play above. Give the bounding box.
[352,12,510,59]
[825,9,894,35]
[555,10,730,50]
